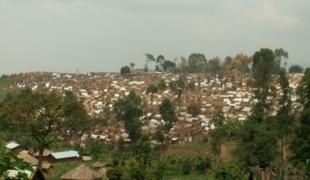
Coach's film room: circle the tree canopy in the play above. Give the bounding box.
[120,66,131,75]
[114,91,143,142]
[289,65,304,74]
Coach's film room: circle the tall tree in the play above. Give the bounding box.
[162,60,176,73]
[275,69,293,178]
[273,48,288,74]
[188,53,207,73]
[0,89,65,169]
[120,66,131,75]
[291,68,310,177]
[236,49,279,178]
[146,84,159,105]
[62,91,90,134]
[251,48,276,120]
[130,62,136,73]
[159,98,176,132]
[222,54,251,80]
[114,91,143,142]
[145,53,165,72]
[289,65,304,74]
[237,119,277,170]
[178,56,188,74]
[169,78,185,107]
[207,57,222,76]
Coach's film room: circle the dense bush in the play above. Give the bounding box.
[80,140,112,159]
[194,155,212,174]
[181,158,193,175]
[213,163,245,180]
[187,101,201,116]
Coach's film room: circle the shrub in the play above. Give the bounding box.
[187,101,201,116]
[107,167,123,180]
[120,66,131,75]
[181,158,193,175]
[214,163,245,180]
[194,155,212,174]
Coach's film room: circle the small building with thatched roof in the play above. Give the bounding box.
[34,149,52,157]
[60,164,101,180]
[17,150,52,171]
[91,162,106,169]
[17,151,38,166]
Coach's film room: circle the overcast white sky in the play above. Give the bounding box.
[0,0,309,74]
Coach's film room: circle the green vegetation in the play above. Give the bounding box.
[63,90,90,134]
[114,91,143,142]
[120,66,131,75]
[0,89,89,170]
[291,68,310,178]
[289,64,304,73]
[0,136,31,179]
[159,98,176,132]
[0,48,309,179]
[0,75,16,102]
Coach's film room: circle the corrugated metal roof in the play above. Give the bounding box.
[5,142,20,150]
[51,150,80,159]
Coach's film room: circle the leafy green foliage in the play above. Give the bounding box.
[194,155,211,174]
[207,57,222,75]
[0,138,31,179]
[273,69,294,139]
[120,66,131,75]
[181,158,193,175]
[273,48,288,74]
[162,60,176,73]
[188,53,207,73]
[0,89,64,168]
[133,136,152,167]
[145,53,176,72]
[146,84,159,94]
[213,163,245,180]
[0,89,89,169]
[213,110,225,128]
[252,48,276,119]
[114,91,143,142]
[63,91,90,133]
[0,75,16,102]
[157,80,167,91]
[289,65,304,74]
[79,139,112,159]
[291,70,310,173]
[107,167,123,180]
[169,78,185,106]
[159,98,176,132]
[297,68,310,108]
[236,119,277,168]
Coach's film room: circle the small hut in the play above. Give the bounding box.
[61,164,101,180]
